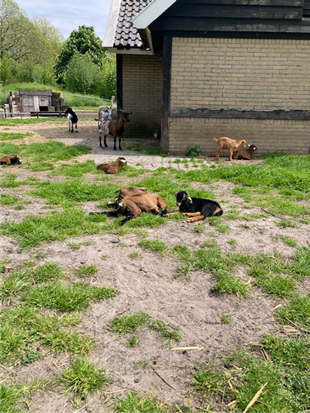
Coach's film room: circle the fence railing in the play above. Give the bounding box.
[0,110,97,119]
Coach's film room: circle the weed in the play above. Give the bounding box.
[114,391,166,413]
[20,347,42,366]
[74,265,98,278]
[192,225,204,233]
[138,239,168,255]
[149,320,181,343]
[280,235,298,247]
[128,252,140,260]
[134,360,148,369]
[126,336,139,347]
[191,365,230,398]
[59,357,108,403]
[220,315,232,324]
[186,145,202,157]
[110,312,151,334]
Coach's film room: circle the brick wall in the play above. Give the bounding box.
[168,37,310,155]
[122,54,162,139]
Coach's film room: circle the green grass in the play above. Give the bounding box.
[0,194,23,205]
[23,281,117,312]
[0,306,92,364]
[138,239,168,255]
[114,392,167,413]
[110,312,181,343]
[1,208,109,249]
[0,132,33,141]
[30,179,120,206]
[0,384,23,413]
[50,160,98,177]
[74,265,98,278]
[59,357,108,404]
[110,312,151,334]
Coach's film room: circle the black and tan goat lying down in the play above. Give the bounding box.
[167,191,223,222]
[90,187,167,225]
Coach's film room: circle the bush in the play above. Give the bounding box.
[64,54,99,95]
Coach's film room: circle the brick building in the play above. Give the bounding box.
[103,0,310,156]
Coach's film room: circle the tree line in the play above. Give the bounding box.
[0,0,116,98]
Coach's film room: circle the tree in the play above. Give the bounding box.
[0,0,36,61]
[0,0,62,64]
[54,26,105,84]
[64,54,99,94]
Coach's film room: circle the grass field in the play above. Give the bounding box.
[0,117,309,413]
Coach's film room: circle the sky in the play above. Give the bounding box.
[16,0,112,40]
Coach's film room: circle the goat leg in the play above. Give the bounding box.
[104,134,108,148]
[186,215,205,222]
[120,216,131,225]
[119,135,122,150]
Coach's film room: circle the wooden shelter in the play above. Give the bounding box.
[103,0,310,155]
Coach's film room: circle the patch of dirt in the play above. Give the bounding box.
[1,120,309,412]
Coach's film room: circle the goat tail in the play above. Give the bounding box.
[212,137,218,142]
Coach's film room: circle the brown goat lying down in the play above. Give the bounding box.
[97,157,127,174]
[232,144,257,160]
[115,193,167,225]
[90,187,166,225]
[0,155,22,165]
[213,137,247,161]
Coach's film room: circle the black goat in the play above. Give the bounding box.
[64,107,78,133]
[168,191,223,222]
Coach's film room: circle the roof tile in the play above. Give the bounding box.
[114,0,154,49]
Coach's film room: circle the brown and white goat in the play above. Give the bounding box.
[213,137,247,161]
[97,157,127,174]
[232,144,257,160]
[98,110,131,151]
[0,155,22,165]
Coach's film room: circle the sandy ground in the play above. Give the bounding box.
[1,120,309,412]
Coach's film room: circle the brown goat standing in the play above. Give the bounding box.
[97,157,127,174]
[98,110,131,150]
[213,137,247,161]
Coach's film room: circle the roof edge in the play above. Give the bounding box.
[132,0,177,29]
[102,0,121,47]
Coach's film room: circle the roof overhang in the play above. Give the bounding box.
[132,0,176,29]
[132,0,176,53]
[103,47,154,55]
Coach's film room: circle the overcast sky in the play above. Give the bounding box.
[16,0,112,40]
